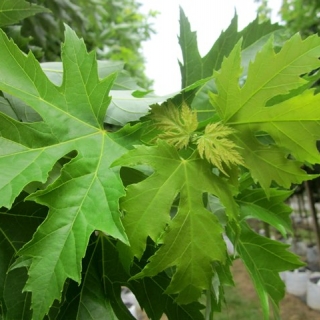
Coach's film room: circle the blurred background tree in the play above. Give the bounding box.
[3,0,157,88]
[255,0,320,37]
[255,0,272,22]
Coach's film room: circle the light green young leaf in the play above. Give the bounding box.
[113,141,239,303]
[196,122,244,175]
[234,224,304,320]
[150,101,198,149]
[0,27,141,319]
[210,35,320,189]
[0,0,50,27]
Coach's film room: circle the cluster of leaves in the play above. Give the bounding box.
[1,0,157,88]
[149,102,244,174]
[1,1,320,320]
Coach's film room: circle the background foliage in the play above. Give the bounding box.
[2,0,157,88]
[255,0,320,37]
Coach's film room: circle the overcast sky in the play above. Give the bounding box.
[139,0,281,95]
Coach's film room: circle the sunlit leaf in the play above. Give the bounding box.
[0,26,142,318]
[113,141,239,303]
[210,36,320,189]
[196,122,243,174]
[150,101,198,149]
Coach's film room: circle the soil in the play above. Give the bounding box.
[232,259,320,320]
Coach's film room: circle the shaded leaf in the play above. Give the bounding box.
[237,188,293,237]
[130,240,205,320]
[0,193,46,320]
[234,224,304,320]
[57,236,131,320]
[113,141,239,303]
[59,235,205,320]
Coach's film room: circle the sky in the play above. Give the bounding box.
[139,0,281,95]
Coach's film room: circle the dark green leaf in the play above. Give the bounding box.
[0,193,46,320]
[234,224,304,319]
[237,188,293,237]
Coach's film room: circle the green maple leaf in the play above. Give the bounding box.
[232,224,304,320]
[130,250,205,320]
[0,0,50,27]
[0,27,141,319]
[237,188,293,237]
[179,7,284,121]
[57,236,134,320]
[231,188,299,318]
[150,101,198,149]
[58,235,204,320]
[179,8,282,88]
[0,194,46,320]
[210,35,320,189]
[113,141,239,304]
[1,61,168,126]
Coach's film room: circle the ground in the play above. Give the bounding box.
[138,259,320,319]
[231,259,320,320]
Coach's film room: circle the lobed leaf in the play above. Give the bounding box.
[150,101,198,149]
[196,122,244,175]
[113,141,239,303]
[233,224,304,320]
[38,61,171,126]
[179,8,283,121]
[56,236,133,320]
[130,241,205,320]
[237,188,293,237]
[210,35,320,189]
[0,194,46,319]
[0,26,142,319]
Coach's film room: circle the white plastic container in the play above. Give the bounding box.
[285,268,311,299]
[280,271,286,282]
[306,245,319,270]
[290,240,307,256]
[306,272,320,311]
